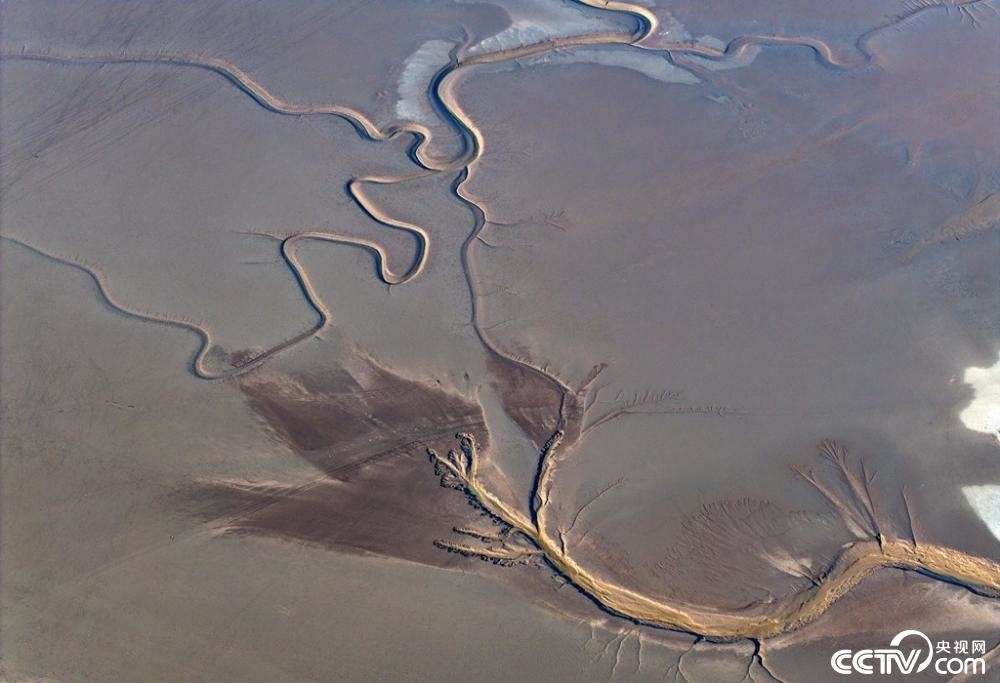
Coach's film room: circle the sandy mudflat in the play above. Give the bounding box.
[2,0,999,681]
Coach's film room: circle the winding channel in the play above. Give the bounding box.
[3,0,998,647]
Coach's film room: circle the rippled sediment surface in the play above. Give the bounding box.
[2,1,999,681]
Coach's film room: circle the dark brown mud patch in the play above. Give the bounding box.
[485,351,565,448]
[182,355,499,567]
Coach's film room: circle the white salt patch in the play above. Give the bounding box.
[654,10,692,41]
[962,485,1000,543]
[463,0,620,56]
[395,39,454,124]
[523,46,699,84]
[696,35,728,51]
[473,23,548,55]
[960,353,1000,440]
